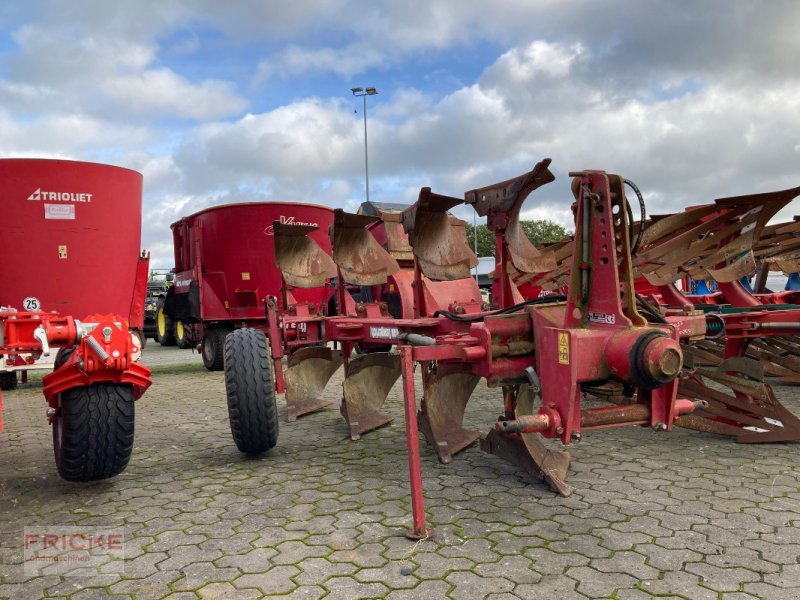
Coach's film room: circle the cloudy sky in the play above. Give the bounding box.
[1,0,798,267]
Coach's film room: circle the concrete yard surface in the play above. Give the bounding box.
[1,344,799,599]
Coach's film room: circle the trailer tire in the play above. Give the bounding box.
[202,326,231,371]
[0,372,17,391]
[53,383,135,482]
[224,328,278,454]
[156,305,176,346]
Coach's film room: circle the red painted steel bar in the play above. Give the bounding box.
[400,345,431,539]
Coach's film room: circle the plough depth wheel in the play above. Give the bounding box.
[224,328,279,453]
[341,352,401,440]
[53,382,135,482]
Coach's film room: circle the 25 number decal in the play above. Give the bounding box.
[22,297,41,311]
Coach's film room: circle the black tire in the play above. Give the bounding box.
[202,326,231,371]
[53,383,135,482]
[0,371,17,391]
[175,320,193,349]
[224,328,278,453]
[156,305,176,346]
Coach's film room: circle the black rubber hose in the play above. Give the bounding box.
[624,178,646,254]
[433,294,568,323]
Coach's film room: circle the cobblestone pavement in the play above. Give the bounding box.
[1,344,800,599]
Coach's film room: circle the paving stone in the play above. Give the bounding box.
[514,574,587,600]
[385,579,451,600]
[566,566,637,598]
[170,561,241,591]
[110,571,182,600]
[270,540,328,565]
[743,582,800,600]
[474,555,541,584]
[194,581,260,599]
[524,546,591,575]
[446,570,514,600]
[293,557,358,585]
[234,565,300,595]
[322,576,389,600]
[684,562,762,592]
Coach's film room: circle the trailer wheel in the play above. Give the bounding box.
[175,320,194,349]
[202,326,231,371]
[224,328,278,453]
[156,306,176,346]
[52,383,135,482]
[0,372,17,391]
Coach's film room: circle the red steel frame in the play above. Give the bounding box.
[0,310,151,431]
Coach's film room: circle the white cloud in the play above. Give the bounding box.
[255,44,387,82]
[101,69,247,120]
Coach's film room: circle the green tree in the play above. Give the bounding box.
[519,220,570,245]
[466,220,570,257]
[465,223,496,257]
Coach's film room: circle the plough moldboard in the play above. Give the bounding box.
[222,159,800,537]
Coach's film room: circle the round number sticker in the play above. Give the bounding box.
[22,297,41,311]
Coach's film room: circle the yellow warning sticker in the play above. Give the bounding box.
[58,245,68,259]
[558,332,569,365]
[242,272,251,280]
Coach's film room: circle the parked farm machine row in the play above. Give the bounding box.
[222,159,800,537]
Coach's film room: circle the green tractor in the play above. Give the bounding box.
[143,270,176,346]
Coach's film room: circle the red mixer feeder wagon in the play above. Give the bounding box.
[163,202,335,370]
[0,159,152,481]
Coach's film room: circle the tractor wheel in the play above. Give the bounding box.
[202,326,231,371]
[0,372,17,391]
[156,306,176,346]
[224,328,278,453]
[175,320,193,349]
[52,383,135,482]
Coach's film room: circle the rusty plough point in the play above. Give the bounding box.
[481,382,573,497]
[341,352,401,440]
[284,346,343,421]
[403,188,478,281]
[273,221,338,288]
[418,363,481,463]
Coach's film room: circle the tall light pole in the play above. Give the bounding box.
[351,86,378,202]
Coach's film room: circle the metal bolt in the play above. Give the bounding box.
[570,431,582,442]
[652,422,667,432]
[46,407,57,418]
[102,326,113,342]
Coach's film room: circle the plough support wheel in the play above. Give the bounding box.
[418,363,481,463]
[284,346,343,421]
[341,352,401,440]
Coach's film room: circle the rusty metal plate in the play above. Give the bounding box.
[417,363,481,463]
[341,352,401,440]
[284,346,342,421]
[403,188,478,281]
[331,209,400,286]
[274,221,337,289]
